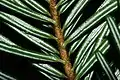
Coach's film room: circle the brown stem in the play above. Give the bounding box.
[49,0,75,80]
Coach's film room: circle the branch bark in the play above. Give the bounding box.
[49,0,75,80]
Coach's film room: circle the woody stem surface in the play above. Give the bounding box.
[49,0,75,80]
